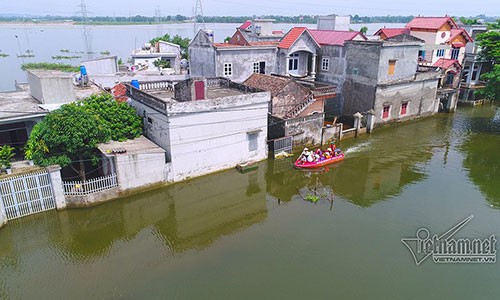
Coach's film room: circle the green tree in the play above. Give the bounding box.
[25,93,142,180]
[360,26,368,34]
[459,17,479,25]
[149,34,191,59]
[475,29,500,100]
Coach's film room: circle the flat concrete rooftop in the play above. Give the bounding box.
[0,83,102,123]
[98,135,165,156]
[0,88,47,123]
[146,86,245,103]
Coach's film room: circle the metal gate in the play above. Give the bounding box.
[0,171,56,220]
[272,136,293,157]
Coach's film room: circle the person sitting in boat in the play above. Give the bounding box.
[324,148,332,159]
[299,148,309,161]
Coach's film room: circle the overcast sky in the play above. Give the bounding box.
[1,0,499,17]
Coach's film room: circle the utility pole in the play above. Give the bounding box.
[193,0,206,36]
[77,0,93,59]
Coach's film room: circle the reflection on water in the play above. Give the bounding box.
[1,105,499,299]
[460,105,500,208]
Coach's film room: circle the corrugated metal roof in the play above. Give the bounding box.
[309,29,365,46]
[239,20,252,30]
[278,27,308,49]
[405,16,458,30]
[374,28,410,39]
[433,58,462,69]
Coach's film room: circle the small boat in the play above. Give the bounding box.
[294,151,344,169]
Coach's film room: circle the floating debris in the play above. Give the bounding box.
[52,55,82,60]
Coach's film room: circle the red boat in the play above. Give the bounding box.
[294,152,344,169]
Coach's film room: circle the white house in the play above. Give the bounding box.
[132,41,181,74]
[125,77,270,182]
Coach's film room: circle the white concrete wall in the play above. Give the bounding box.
[377,44,420,83]
[216,48,277,82]
[0,200,6,229]
[47,165,66,210]
[114,152,166,190]
[27,71,76,104]
[81,57,118,75]
[409,31,437,45]
[128,100,172,158]
[373,79,439,125]
[167,92,269,181]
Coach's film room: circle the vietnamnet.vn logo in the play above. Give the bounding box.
[402,215,497,265]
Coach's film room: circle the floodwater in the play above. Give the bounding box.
[0,22,405,92]
[1,105,500,299]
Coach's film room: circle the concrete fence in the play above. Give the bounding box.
[63,173,118,196]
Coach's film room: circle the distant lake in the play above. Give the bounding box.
[0,22,405,92]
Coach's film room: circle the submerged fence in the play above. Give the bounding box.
[0,171,56,220]
[63,173,118,196]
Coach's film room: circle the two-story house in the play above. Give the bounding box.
[342,38,441,126]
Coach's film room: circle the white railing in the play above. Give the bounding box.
[63,173,118,196]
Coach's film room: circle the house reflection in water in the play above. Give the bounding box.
[39,165,268,259]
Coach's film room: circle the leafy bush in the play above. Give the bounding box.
[0,145,15,169]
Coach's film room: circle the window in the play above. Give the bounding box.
[223,63,232,76]
[321,57,329,71]
[451,48,460,60]
[253,62,259,73]
[436,49,445,57]
[388,60,396,75]
[400,102,408,116]
[248,132,259,151]
[418,50,426,61]
[288,53,299,71]
[382,105,391,119]
[253,61,266,74]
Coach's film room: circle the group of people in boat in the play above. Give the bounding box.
[298,143,341,164]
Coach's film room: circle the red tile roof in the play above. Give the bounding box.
[213,41,278,48]
[374,28,410,39]
[447,28,473,44]
[272,30,284,35]
[405,16,458,30]
[309,29,366,46]
[239,20,252,30]
[278,27,308,49]
[433,58,462,69]
[243,73,290,97]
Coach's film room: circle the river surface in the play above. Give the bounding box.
[0,22,405,92]
[1,105,499,299]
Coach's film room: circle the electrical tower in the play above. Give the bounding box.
[193,0,206,35]
[77,0,93,59]
[155,5,163,36]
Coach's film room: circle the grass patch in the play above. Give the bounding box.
[21,62,79,72]
[0,53,8,57]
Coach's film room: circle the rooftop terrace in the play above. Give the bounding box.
[125,78,264,112]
